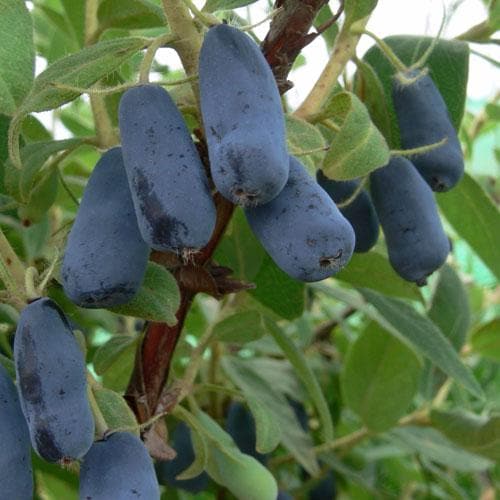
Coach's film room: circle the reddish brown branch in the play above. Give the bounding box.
[126,0,335,423]
[261,0,339,93]
[126,195,234,422]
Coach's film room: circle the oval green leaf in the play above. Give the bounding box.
[0,0,34,115]
[438,173,500,282]
[342,322,422,432]
[431,409,500,462]
[22,37,146,113]
[109,262,180,325]
[320,92,390,180]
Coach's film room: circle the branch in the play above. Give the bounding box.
[85,0,118,148]
[125,194,235,422]
[126,0,338,424]
[161,0,203,99]
[295,15,372,120]
[261,0,334,93]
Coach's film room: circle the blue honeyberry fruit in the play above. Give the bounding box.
[119,84,216,251]
[226,401,267,464]
[392,69,464,192]
[199,24,289,206]
[370,156,450,285]
[80,432,160,500]
[310,472,337,500]
[156,422,209,493]
[0,364,33,499]
[14,298,94,462]
[316,170,379,253]
[62,147,150,308]
[245,156,355,282]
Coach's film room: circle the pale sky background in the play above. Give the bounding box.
[32,0,499,138]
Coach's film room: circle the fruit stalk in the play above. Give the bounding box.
[295,15,371,120]
[161,0,203,98]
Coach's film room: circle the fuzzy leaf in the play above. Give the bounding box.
[342,322,422,432]
[0,0,34,115]
[21,37,145,112]
[109,262,180,325]
[320,92,390,180]
[438,173,500,281]
[93,386,139,435]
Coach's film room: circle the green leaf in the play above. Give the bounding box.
[250,253,305,320]
[207,446,278,500]
[335,252,422,301]
[342,322,422,432]
[109,262,180,325]
[222,356,319,476]
[470,319,500,360]
[0,353,15,378]
[214,208,265,282]
[353,58,393,144]
[0,0,34,115]
[93,335,139,392]
[98,0,166,30]
[428,264,470,351]
[59,0,86,48]
[286,115,326,174]
[490,0,500,30]
[390,426,493,472]
[17,168,59,224]
[21,37,146,113]
[178,432,209,481]
[438,173,500,281]
[359,288,482,398]
[172,413,209,480]
[362,36,469,147]
[313,284,482,399]
[184,407,241,458]
[186,409,278,500]
[213,310,266,344]
[320,92,390,180]
[93,386,139,435]
[93,335,138,375]
[431,409,500,462]
[344,0,378,26]
[313,5,339,50]
[204,0,259,12]
[21,115,52,142]
[246,397,282,454]
[421,264,471,398]
[264,318,334,441]
[4,138,84,202]
[33,455,79,500]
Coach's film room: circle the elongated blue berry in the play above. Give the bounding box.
[80,432,160,499]
[199,24,289,206]
[245,156,355,282]
[0,364,33,499]
[392,69,464,192]
[14,298,94,462]
[119,84,216,251]
[370,156,449,285]
[62,147,149,308]
[317,170,379,253]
